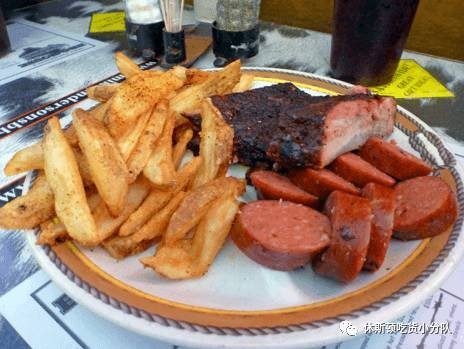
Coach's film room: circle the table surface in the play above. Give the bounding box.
[1,0,464,348]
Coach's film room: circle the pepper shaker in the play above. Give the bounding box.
[212,0,261,67]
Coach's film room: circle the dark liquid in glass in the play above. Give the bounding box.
[330,0,419,86]
[0,7,11,58]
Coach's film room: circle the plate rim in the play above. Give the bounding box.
[26,67,464,348]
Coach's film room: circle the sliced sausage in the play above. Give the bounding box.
[361,183,395,271]
[288,168,360,199]
[231,200,331,271]
[331,152,396,187]
[393,176,458,240]
[359,137,432,180]
[313,191,372,283]
[250,170,319,207]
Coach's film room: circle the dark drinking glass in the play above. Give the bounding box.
[330,0,420,86]
[0,7,11,58]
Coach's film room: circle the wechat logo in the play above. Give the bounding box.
[339,320,358,336]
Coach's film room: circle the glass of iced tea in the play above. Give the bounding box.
[330,0,420,86]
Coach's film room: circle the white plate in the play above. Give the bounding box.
[26,68,464,348]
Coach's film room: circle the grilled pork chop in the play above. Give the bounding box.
[210,83,396,168]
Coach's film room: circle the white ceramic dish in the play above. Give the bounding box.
[26,68,464,348]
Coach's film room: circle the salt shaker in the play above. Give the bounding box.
[212,0,261,67]
[124,0,164,58]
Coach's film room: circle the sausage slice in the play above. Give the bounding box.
[288,168,360,199]
[359,137,432,180]
[313,191,372,283]
[231,200,331,271]
[394,176,458,240]
[331,152,396,187]
[250,170,319,207]
[362,183,395,271]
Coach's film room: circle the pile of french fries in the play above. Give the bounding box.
[0,53,255,279]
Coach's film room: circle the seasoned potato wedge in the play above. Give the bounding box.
[164,177,244,245]
[172,128,193,169]
[119,156,202,237]
[143,110,177,188]
[106,70,185,138]
[37,217,67,245]
[186,68,211,85]
[5,143,94,187]
[232,73,254,93]
[43,117,98,247]
[141,182,244,279]
[87,84,119,102]
[126,100,169,181]
[92,178,151,241]
[0,173,54,229]
[190,187,243,271]
[4,142,44,176]
[140,240,193,279]
[131,191,187,243]
[103,236,158,260]
[73,109,129,217]
[115,51,142,78]
[116,108,152,161]
[170,60,241,116]
[191,99,234,188]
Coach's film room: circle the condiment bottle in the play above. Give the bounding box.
[124,0,164,58]
[212,0,261,67]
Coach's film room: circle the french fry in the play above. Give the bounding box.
[119,156,202,237]
[140,240,194,279]
[143,111,177,188]
[115,51,142,78]
[63,125,79,146]
[5,122,81,177]
[93,178,151,241]
[73,109,129,217]
[190,187,243,272]
[4,142,94,187]
[170,60,241,116]
[37,217,67,245]
[87,84,119,102]
[106,70,185,138]
[102,235,158,260]
[36,174,102,246]
[4,142,44,175]
[43,117,98,247]
[141,180,245,279]
[172,128,193,169]
[126,100,169,181]
[174,156,203,190]
[191,99,234,188]
[171,66,187,81]
[0,173,54,229]
[131,191,187,243]
[72,147,93,187]
[116,109,152,161]
[232,73,254,93]
[90,101,110,122]
[164,177,243,245]
[186,68,211,85]
[118,189,172,237]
